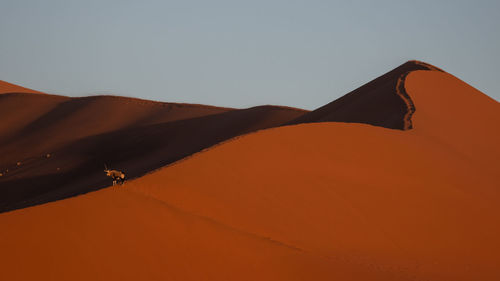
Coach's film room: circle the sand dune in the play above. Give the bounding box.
[0,62,442,211]
[110,70,497,280]
[0,88,306,212]
[0,62,498,280]
[406,70,500,176]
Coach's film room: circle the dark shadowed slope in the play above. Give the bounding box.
[0,93,232,152]
[288,60,442,130]
[0,87,306,212]
[0,93,69,140]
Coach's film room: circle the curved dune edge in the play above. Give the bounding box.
[411,60,445,72]
[396,72,416,130]
[396,60,443,130]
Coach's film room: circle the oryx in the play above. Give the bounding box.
[104,164,126,186]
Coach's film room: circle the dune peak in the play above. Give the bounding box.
[288,60,443,130]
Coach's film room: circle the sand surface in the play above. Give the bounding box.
[0,65,498,280]
[0,92,305,211]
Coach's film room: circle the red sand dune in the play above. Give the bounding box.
[0,63,499,280]
[0,61,439,211]
[0,87,306,211]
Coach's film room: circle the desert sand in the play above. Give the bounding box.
[0,91,306,211]
[0,62,499,280]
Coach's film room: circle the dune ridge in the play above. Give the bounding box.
[288,60,442,130]
[395,72,415,130]
[0,80,44,94]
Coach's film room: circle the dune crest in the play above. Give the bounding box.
[395,72,415,130]
[0,80,44,94]
[289,60,442,130]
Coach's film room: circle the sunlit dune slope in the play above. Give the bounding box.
[0,69,498,280]
[119,69,500,280]
[0,80,44,94]
[0,90,306,212]
[0,187,399,281]
[406,70,500,175]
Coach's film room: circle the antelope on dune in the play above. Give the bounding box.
[104,165,125,186]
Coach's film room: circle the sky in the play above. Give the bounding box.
[1,0,499,109]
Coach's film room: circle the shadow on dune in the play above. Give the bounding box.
[0,105,305,212]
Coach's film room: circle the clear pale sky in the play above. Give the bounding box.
[1,0,499,109]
